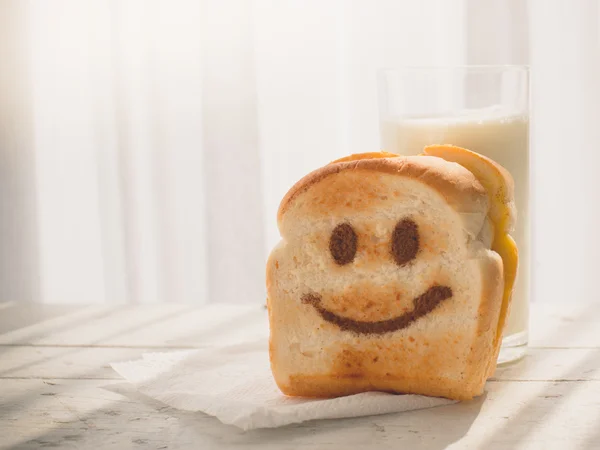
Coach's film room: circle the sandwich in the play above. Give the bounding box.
[266,145,517,400]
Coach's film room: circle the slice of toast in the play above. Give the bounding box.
[267,151,515,400]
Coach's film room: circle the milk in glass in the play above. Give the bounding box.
[380,109,529,338]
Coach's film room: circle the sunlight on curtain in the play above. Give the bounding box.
[29,0,210,304]
[4,0,463,304]
[1,0,599,304]
[528,0,600,304]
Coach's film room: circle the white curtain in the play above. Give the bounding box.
[0,0,598,304]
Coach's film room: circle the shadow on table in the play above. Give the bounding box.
[101,341,484,449]
[580,421,600,450]
[215,395,485,450]
[8,380,482,449]
[480,342,600,448]
[111,383,485,450]
[13,354,600,450]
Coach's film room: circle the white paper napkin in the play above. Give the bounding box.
[111,340,454,430]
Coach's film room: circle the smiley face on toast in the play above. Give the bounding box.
[267,152,510,400]
[300,216,453,335]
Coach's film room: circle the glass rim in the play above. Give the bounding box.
[378,64,530,75]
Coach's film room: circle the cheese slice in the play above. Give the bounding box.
[423,145,518,370]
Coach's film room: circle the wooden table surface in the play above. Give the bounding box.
[1,301,600,450]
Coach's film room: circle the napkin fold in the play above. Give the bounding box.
[111,340,454,430]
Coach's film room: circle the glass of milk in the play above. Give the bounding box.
[378,66,529,364]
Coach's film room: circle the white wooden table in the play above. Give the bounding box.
[1,301,599,450]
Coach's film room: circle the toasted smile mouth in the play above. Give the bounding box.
[301,285,452,335]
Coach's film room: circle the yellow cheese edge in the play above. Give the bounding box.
[419,145,518,375]
[455,160,518,353]
[488,233,518,374]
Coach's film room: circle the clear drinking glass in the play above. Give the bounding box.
[377,66,529,364]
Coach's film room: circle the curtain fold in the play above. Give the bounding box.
[0,0,40,303]
[528,0,600,303]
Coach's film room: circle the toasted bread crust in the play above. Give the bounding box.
[424,145,514,207]
[278,156,487,229]
[280,375,478,401]
[423,145,516,233]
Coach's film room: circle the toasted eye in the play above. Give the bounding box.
[391,218,419,266]
[329,223,357,265]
